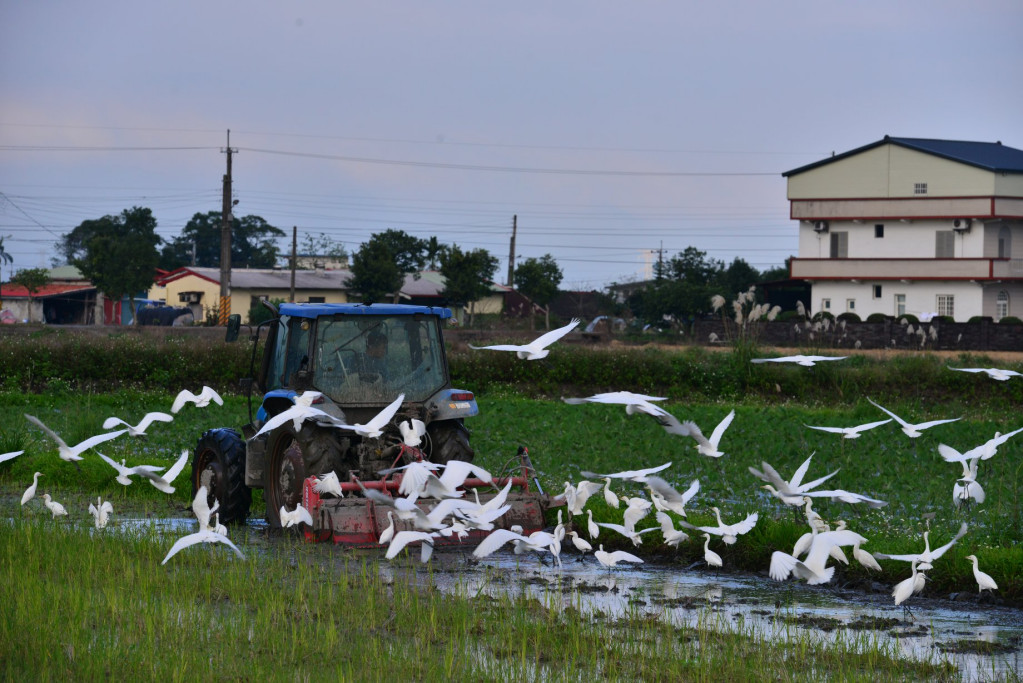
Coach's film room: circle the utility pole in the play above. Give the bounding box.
[289,226,297,303]
[507,214,517,287]
[218,129,237,325]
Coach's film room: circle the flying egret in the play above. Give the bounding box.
[0,450,25,465]
[472,527,555,559]
[750,453,841,506]
[580,461,672,483]
[410,460,493,500]
[806,419,892,439]
[952,457,985,509]
[142,450,190,494]
[948,366,1023,381]
[804,489,889,508]
[24,414,127,463]
[645,476,699,517]
[656,511,689,547]
[96,452,166,486]
[468,318,581,360]
[595,522,658,546]
[965,555,998,594]
[565,479,602,515]
[171,386,224,413]
[769,528,868,584]
[892,560,927,607]
[102,411,174,437]
[41,493,68,519]
[702,533,723,568]
[254,391,345,437]
[750,354,847,367]
[594,544,643,570]
[335,393,405,439]
[865,398,960,438]
[21,472,42,505]
[621,496,653,532]
[88,497,114,529]
[938,426,1023,462]
[874,523,969,570]
[679,507,758,545]
[399,418,426,447]
[314,471,345,498]
[162,528,245,564]
[679,410,735,458]
[562,391,669,416]
[602,478,620,509]
[385,530,439,563]
[279,504,314,528]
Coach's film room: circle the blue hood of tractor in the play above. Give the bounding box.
[277,302,453,319]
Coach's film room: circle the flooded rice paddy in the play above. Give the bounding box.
[119,515,1022,682]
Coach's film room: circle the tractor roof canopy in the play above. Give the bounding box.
[278,302,453,319]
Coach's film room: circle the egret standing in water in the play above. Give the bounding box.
[965,555,998,595]
[21,472,42,506]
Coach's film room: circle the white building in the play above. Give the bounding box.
[786,137,1023,321]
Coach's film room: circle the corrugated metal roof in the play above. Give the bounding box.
[1,283,94,299]
[158,267,352,290]
[783,136,1023,177]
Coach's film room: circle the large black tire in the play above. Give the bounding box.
[191,428,252,524]
[427,419,474,464]
[264,424,345,528]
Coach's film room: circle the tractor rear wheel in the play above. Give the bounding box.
[264,424,343,527]
[191,428,251,524]
[427,419,474,464]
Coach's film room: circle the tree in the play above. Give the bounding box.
[347,230,428,303]
[439,245,499,326]
[630,246,724,329]
[424,236,445,270]
[298,232,348,267]
[158,212,284,270]
[0,236,12,308]
[70,207,161,325]
[10,267,50,295]
[719,257,762,299]
[513,254,563,330]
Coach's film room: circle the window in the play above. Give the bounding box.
[846,299,856,312]
[914,183,928,195]
[821,298,831,311]
[874,224,884,238]
[998,226,1011,258]
[873,285,882,299]
[935,230,955,258]
[307,296,326,304]
[829,232,848,258]
[996,291,1009,321]
[937,294,955,319]
[894,293,906,317]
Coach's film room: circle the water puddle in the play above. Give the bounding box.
[113,517,1023,681]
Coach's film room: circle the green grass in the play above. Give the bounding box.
[0,518,959,682]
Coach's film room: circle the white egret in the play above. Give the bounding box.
[254,391,344,437]
[562,391,669,416]
[565,479,602,515]
[852,539,882,572]
[385,530,439,562]
[965,555,998,594]
[581,462,672,483]
[142,449,190,494]
[594,544,643,570]
[952,457,985,508]
[769,528,867,584]
[948,366,1023,381]
[335,394,405,439]
[621,496,653,532]
[0,450,25,465]
[378,511,398,545]
[645,476,699,517]
[865,398,960,438]
[191,486,220,531]
[567,530,593,554]
[41,493,68,518]
[102,411,174,437]
[679,410,735,458]
[679,507,758,545]
[24,414,127,463]
[171,386,223,413]
[399,418,426,447]
[279,504,314,528]
[162,529,245,564]
[804,489,889,508]
[595,522,658,546]
[586,509,599,539]
[874,523,969,570]
[702,533,723,568]
[750,355,847,367]
[750,453,839,506]
[656,511,689,547]
[468,318,581,360]
[805,419,892,439]
[97,452,166,486]
[892,560,927,606]
[472,527,554,559]
[314,471,345,498]
[602,478,620,509]
[21,472,42,505]
[88,497,114,529]
[938,426,1023,462]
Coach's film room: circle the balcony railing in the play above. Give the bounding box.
[790,258,1023,280]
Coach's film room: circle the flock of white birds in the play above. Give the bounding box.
[5,318,1014,610]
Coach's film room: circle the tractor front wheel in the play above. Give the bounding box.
[191,428,251,524]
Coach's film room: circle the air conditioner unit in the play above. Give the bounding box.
[953,218,972,232]
[813,220,830,233]
[178,292,201,304]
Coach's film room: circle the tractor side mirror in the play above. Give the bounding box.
[225,314,242,342]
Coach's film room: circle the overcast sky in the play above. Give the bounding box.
[2,2,1021,291]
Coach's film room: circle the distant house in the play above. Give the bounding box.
[786,136,1023,321]
[1,266,96,324]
